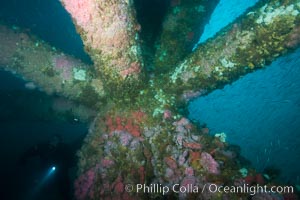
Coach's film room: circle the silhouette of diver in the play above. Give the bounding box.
[19,134,75,199]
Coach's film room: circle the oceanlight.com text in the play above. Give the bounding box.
[124,183,294,196]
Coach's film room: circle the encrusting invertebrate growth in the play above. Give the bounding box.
[0,0,299,199]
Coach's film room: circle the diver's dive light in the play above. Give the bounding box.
[29,165,57,198]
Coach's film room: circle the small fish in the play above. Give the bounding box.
[24,82,37,90]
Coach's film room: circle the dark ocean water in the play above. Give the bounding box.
[0,0,90,62]
[0,71,88,200]
[0,1,89,199]
[0,0,299,199]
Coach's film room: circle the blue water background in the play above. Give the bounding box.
[190,0,300,184]
[193,0,259,48]
[1,0,299,189]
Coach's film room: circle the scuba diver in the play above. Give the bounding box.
[19,134,75,199]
